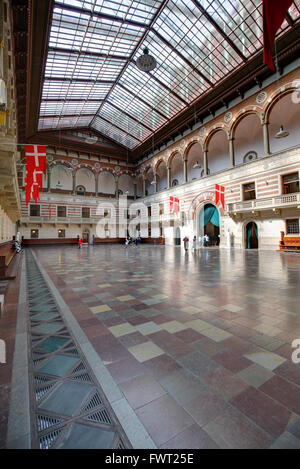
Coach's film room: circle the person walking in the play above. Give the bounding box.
[193,235,197,251]
[78,237,82,249]
[183,236,189,252]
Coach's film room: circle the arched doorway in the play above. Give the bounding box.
[175,227,181,246]
[82,229,90,244]
[245,222,258,249]
[199,203,220,246]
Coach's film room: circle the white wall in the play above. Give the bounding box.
[99,171,115,194]
[234,114,265,165]
[170,153,184,185]
[0,206,15,242]
[187,143,203,181]
[76,168,95,192]
[207,130,230,175]
[118,174,134,196]
[157,162,168,192]
[50,165,73,190]
[269,93,300,154]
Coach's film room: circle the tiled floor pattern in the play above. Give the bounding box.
[31,245,300,449]
[25,251,131,449]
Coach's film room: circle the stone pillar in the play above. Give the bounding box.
[263,122,270,156]
[183,158,187,183]
[142,178,146,197]
[229,138,235,168]
[133,182,137,200]
[203,149,208,177]
[72,171,76,195]
[95,173,99,197]
[153,173,157,193]
[47,168,51,192]
[167,166,171,189]
[115,176,119,199]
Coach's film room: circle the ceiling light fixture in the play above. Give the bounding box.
[193,161,202,169]
[136,47,157,72]
[85,135,98,144]
[275,126,289,139]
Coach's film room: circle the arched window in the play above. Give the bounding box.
[243,151,258,163]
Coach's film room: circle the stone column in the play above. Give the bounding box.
[263,122,270,156]
[133,182,137,200]
[183,158,188,183]
[167,166,171,189]
[153,173,157,193]
[203,148,208,177]
[142,178,146,197]
[115,176,119,199]
[229,137,235,168]
[95,173,99,197]
[47,168,51,192]
[72,171,76,195]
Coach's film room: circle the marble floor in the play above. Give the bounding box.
[4,245,300,448]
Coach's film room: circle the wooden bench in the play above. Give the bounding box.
[278,231,300,252]
[0,241,17,279]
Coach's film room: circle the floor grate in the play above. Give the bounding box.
[25,250,131,449]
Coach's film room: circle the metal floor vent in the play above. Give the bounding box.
[25,250,131,449]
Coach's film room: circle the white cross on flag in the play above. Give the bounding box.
[24,145,47,205]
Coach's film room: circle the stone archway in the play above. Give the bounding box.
[245,221,258,249]
[82,228,90,244]
[199,203,220,246]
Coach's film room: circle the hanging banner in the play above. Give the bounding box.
[170,196,179,216]
[215,184,225,210]
[263,0,293,71]
[24,145,47,205]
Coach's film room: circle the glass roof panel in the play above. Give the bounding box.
[50,7,146,55]
[98,102,153,141]
[92,115,140,148]
[57,0,165,25]
[42,80,112,100]
[45,50,126,81]
[39,0,300,149]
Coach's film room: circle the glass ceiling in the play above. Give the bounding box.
[39,0,300,149]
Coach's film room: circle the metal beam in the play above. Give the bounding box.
[106,101,153,132]
[94,115,142,143]
[42,98,104,102]
[190,0,247,62]
[48,46,129,62]
[39,113,95,118]
[54,1,149,30]
[147,71,189,106]
[117,83,169,121]
[44,77,115,84]
[151,28,214,88]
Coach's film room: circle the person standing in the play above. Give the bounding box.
[193,236,197,251]
[78,238,82,249]
[183,236,189,252]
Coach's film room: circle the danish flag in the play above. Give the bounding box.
[170,196,179,216]
[24,145,47,205]
[215,184,225,210]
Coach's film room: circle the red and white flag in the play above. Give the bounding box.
[170,196,179,216]
[24,145,47,205]
[263,0,293,71]
[215,184,225,210]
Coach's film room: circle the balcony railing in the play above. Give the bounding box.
[227,193,300,213]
